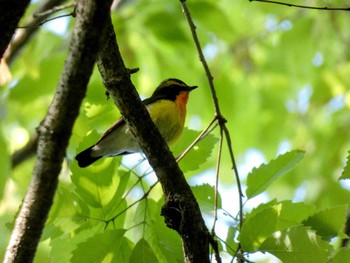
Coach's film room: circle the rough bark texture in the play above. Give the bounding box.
[4,0,112,262]
[0,0,31,60]
[97,18,210,263]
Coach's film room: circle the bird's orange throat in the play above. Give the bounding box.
[176,91,190,118]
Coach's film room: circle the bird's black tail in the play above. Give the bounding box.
[75,146,102,168]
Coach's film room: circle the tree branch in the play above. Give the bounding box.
[4,0,67,65]
[249,0,350,11]
[96,17,210,263]
[179,0,243,261]
[4,0,112,262]
[0,0,31,60]
[11,132,38,168]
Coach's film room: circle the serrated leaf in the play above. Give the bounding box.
[339,150,350,180]
[71,230,130,263]
[240,206,278,251]
[50,225,101,263]
[130,239,158,263]
[246,150,305,198]
[191,183,221,212]
[303,205,348,240]
[260,225,331,262]
[71,134,130,222]
[274,200,316,230]
[240,200,316,252]
[172,128,218,172]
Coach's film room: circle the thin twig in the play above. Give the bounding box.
[249,0,350,11]
[17,13,75,29]
[211,126,223,235]
[106,181,158,224]
[210,126,224,263]
[176,116,217,163]
[179,0,244,261]
[33,2,76,18]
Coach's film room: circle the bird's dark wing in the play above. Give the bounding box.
[96,116,126,143]
[96,95,168,143]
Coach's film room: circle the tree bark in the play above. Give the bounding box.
[96,17,210,263]
[4,0,112,262]
[0,0,31,60]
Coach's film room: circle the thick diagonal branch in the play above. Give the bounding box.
[96,17,210,263]
[4,1,112,262]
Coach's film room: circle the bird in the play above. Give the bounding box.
[75,78,198,167]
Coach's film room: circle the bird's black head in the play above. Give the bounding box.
[151,78,198,101]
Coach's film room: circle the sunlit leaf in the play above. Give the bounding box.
[172,128,218,172]
[332,248,350,263]
[50,225,102,263]
[339,151,350,180]
[246,150,305,199]
[130,239,158,263]
[303,205,348,240]
[191,183,221,212]
[260,225,331,262]
[71,230,131,263]
[240,200,316,252]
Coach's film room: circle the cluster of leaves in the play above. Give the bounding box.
[1,0,350,262]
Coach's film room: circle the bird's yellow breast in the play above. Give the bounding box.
[147,98,187,145]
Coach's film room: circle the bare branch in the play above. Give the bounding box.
[96,16,211,263]
[33,2,76,18]
[4,0,112,262]
[249,0,350,11]
[179,0,244,261]
[11,133,38,168]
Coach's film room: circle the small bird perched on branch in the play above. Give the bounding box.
[75,78,198,167]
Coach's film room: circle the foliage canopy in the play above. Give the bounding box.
[1,0,350,262]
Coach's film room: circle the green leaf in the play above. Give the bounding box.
[144,10,188,43]
[339,151,350,180]
[172,128,218,172]
[50,225,101,263]
[187,1,234,40]
[303,205,348,240]
[240,206,278,252]
[240,200,316,252]
[246,150,305,198]
[260,225,331,262]
[130,239,158,263]
[71,134,131,222]
[146,199,183,263]
[225,226,239,256]
[191,183,221,212]
[71,229,131,263]
[274,200,316,230]
[332,248,350,263]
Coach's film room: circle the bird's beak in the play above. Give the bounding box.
[189,85,198,91]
